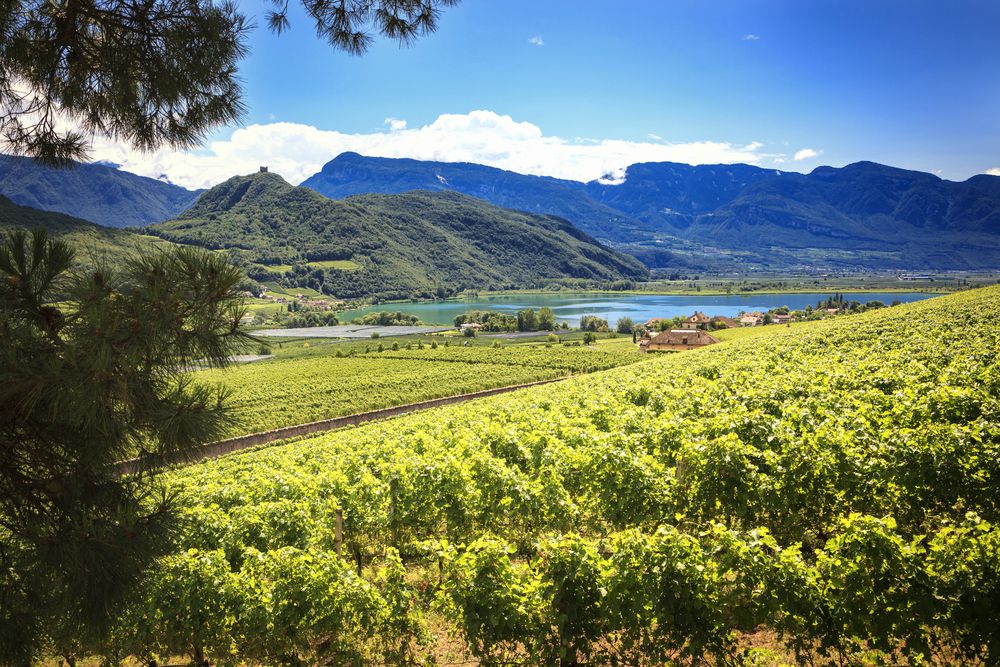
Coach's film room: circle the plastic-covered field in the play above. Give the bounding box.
[258,324,453,338]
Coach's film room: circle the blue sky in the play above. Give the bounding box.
[96,0,1000,188]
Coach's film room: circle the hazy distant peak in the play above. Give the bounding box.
[0,154,199,228]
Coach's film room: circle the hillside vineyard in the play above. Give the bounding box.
[197,342,645,438]
[94,286,999,665]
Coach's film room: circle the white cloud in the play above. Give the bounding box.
[743,34,761,41]
[794,147,822,161]
[86,110,777,190]
[986,167,1000,176]
[528,35,544,46]
[384,117,407,131]
[597,167,627,186]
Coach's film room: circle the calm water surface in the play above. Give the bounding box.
[339,292,939,326]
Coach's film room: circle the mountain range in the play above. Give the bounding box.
[302,153,1000,270]
[144,171,648,299]
[3,151,1000,272]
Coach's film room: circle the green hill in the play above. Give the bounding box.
[0,195,171,261]
[148,171,649,299]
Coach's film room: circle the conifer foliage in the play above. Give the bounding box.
[0,229,253,663]
[0,0,457,163]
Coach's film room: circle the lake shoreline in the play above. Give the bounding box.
[470,286,955,297]
[338,291,941,327]
[352,286,954,310]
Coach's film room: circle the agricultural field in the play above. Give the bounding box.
[242,300,288,318]
[306,259,361,270]
[87,287,999,665]
[196,337,647,437]
[259,330,633,358]
[259,263,293,274]
[258,259,361,274]
[260,281,325,298]
[357,340,643,371]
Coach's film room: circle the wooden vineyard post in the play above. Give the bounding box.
[389,477,399,548]
[335,507,344,557]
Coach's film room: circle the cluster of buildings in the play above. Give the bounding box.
[736,311,795,326]
[255,286,338,310]
[637,309,799,353]
[645,312,742,330]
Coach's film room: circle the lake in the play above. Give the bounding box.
[338,292,940,326]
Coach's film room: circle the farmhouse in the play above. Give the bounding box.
[639,328,720,352]
[682,311,712,328]
[740,312,764,327]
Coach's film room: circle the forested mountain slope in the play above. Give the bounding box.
[300,151,645,240]
[0,195,170,260]
[149,170,648,299]
[303,152,1000,269]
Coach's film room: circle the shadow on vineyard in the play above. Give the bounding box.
[61,285,996,666]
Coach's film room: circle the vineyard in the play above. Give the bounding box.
[196,339,646,437]
[100,287,997,664]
